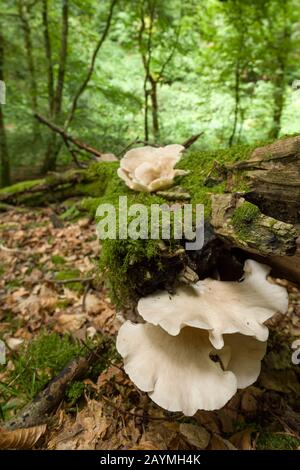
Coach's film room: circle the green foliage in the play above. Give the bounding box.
[232,201,261,236]
[66,380,85,405]
[256,432,300,450]
[1,0,300,180]
[0,331,85,403]
[0,331,118,420]
[51,255,66,266]
[54,268,82,291]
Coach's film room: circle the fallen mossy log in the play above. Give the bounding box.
[1,135,299,302]
[0,169,99,206]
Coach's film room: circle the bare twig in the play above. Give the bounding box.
[35,113,102,159]
[49,276,95,285]
[0,244,25,253]
[82,283,91,312]
[182,132,204,149]
[62,134,86,168]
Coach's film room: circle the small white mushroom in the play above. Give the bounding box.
[117,144,188,192]
[116,322,266,415]
[137,259,288,349]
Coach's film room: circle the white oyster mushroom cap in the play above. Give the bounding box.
[219,333,267,389]
[116,322,266,415]
[137,259,288,349]
[117,144,188,192]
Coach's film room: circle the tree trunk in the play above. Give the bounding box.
[0,106,10,188]
[150,75,159,142]
[228,57,241,147]
[0,27,10,187]
[42,0,54,116]
[18,0,41,142]
[268,64,285,140]
[42,0,69,172]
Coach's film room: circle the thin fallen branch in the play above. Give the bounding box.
[34,113,103,159]
[0,244,25,253]
[62,134,86,168]
[49,276,95,285]
[3,342,109,430]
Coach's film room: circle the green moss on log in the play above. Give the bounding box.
[81,146,254,304]
[232,201,261,238]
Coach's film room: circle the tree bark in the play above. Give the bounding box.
[228,56,241,147]
[149,75,159,142]
[42,0,69,173]
[0,26,10,187]
[18,1,38,112]
[268,61,285,140]
[42,0,54,116]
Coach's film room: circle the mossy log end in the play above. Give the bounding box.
[227,135,300,224]
[1,135,300,302]
[211,194,298,257]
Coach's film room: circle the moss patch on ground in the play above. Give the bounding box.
[54,268,82,291]
[256,432,300,450]
[0,331,117,421]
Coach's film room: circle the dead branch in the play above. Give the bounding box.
[3,342,109,430]
[49,276,95,285]
[182,132,204,149]
[34,113,102,159]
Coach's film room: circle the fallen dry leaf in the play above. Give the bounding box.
[194,410,221,433]
[179,423,210,449]
[50,399,109,450]
[209,434,237,450]
[5,337,24,351]
[130,441,160,450]
[0,424,47,449]
[230,428,257,450]
[83,293,103,315]
[57,313,86,332]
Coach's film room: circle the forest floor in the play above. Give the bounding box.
[0,206,299,450]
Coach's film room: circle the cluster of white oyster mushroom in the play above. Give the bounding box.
[116,145,289,416]
[117,144,188,192]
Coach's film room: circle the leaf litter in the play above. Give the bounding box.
[0,206,299,450]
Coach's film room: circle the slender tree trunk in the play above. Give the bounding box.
[42,0,69,173]
[143,87,149,142]
[149,75,159,142]
[18,0,40,142]
[0,27,10,187]
[229,57,241,147]
[42,0,54,116]
[52,0,68,117]
[269,63,285,140]
[0,106,10,187]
